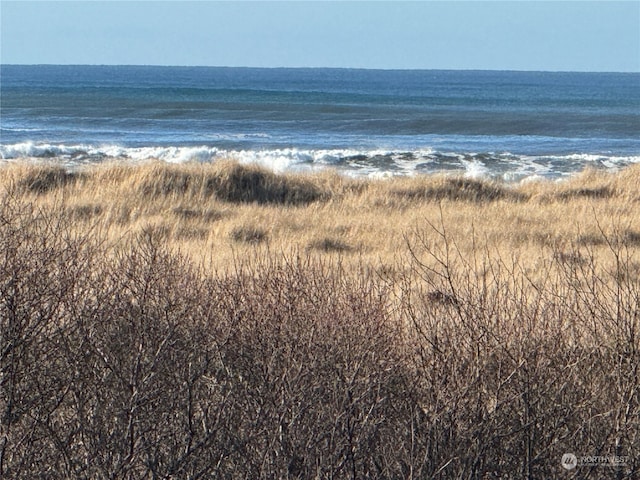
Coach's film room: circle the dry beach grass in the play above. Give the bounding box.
[1,160,639,478]
[3,160,640,273]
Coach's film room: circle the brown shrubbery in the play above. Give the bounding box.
[1,172,639,478]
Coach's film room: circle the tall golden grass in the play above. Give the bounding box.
[1,160,639,477]
[2,160,639,274]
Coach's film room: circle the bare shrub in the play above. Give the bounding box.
[1,190,638,478]
[60,229,233,478]
[401,212,640,478]
[206,255,413,478]
[0,196,100,477]
[0,200,413,478]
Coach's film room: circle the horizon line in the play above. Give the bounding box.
[2,63,638,75]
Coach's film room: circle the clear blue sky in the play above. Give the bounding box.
[1,1,639,72]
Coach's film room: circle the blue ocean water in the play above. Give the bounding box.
[1,65,639,179]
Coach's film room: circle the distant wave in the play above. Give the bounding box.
[2,142,640,181]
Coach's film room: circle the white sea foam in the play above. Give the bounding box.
[460,158,489,179]
[563,153,606,162]
[6,143,106,162]
[2,142,639,181]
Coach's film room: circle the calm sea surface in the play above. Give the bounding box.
[1,65,639,179]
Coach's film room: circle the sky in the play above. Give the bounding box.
[1,1,639,72]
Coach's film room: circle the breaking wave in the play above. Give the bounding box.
[2,142,640,181]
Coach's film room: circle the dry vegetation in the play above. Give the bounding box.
[3,160,640,275]
[1,160,639,478]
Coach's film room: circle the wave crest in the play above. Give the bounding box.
[2,142,640,180]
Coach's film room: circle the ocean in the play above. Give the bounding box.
[1,65,639,180]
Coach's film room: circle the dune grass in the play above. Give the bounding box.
[1,160,639,478]
[2,160,639,277]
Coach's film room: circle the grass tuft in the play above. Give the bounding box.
[556,186,612,200]
[138,167,192,197]
[392,176,526,203]
[67,203,103,221]
[209,161,326,205]
[135,161,327,205]
[171,206,221,223]
[16,165,80,194]
[230,225,268,244]
[308,237,353,253]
